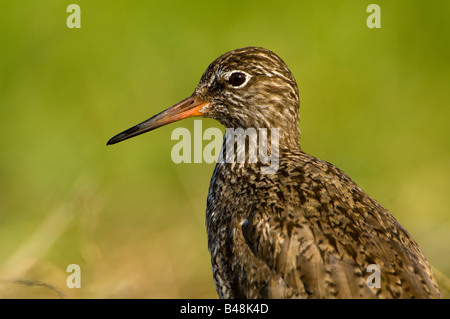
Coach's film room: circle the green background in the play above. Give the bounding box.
[0,0,449,298]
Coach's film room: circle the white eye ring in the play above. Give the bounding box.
[225,70,252,88]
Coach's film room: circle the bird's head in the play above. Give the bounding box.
[107,47,301,149]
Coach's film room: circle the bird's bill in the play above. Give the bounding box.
[107,95,208,145]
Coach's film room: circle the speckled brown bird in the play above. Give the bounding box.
[107,47,442,299]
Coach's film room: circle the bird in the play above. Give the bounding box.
[107,47,442,299]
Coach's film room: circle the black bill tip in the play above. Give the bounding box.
[106,124,143,146]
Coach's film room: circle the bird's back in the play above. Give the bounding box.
[206,150,442,299]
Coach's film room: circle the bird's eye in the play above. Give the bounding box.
[228,72,247,87]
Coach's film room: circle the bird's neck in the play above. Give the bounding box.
[216,126,301,174]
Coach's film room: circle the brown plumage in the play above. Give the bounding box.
[108,47,442,298]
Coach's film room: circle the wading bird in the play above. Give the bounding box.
[108,47,441,298]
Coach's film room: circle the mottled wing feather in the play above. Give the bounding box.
[236,154,441,298]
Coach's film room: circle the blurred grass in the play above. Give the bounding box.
[0,0,449,298]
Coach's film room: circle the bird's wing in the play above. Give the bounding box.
[237,159,441,298]
[239,199,376,298]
